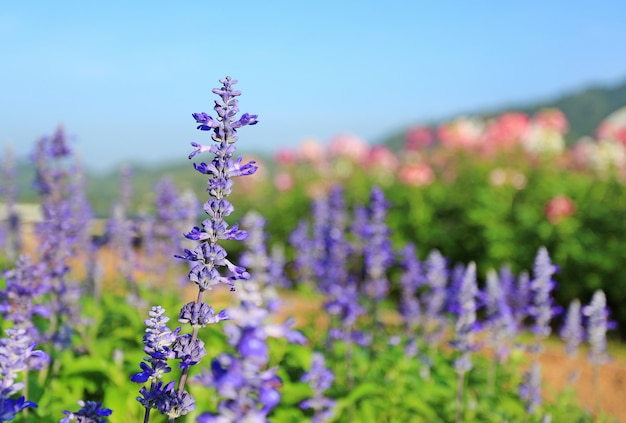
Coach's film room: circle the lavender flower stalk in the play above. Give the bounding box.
[299,352,336,423]
[397,243,424,357]
[132,76,258,422]
[519,247,558,415]
[0,256,50,340]
[32,127,88,350]
[560,299,583,358]
[482,268,516,396]
[450,262,478,423]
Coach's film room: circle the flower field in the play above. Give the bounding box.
[1,76,625,422]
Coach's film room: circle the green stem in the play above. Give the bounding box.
[456,371,465,423]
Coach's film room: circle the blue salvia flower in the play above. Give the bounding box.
[269,244,290,289]
[583,290,609,366]
[421,250,449,345]
[511,269,531,331]
[325,282,370,347]
[446,263,466,316]
[519,361,542,414]
[133,76,257,422]
[450,262,479,423]
[0,328,49,419]
[0,256,50,341]
[398,243,424,331]
[451,262,478,374]
[363,186,393,302]
[310,195,331,291]
[483,269,516,362]
[325,186,351,292]
[31,126,87,349]
[519,247,558,414]
[299,352,336,423]
[289,220,316,284]
[397,243,424,357]
[560,299,583,357]
[349,204,368,259]
[60,400,113,423]
[0,395,38,422]
[133,304,226,419]
[528,247,558,351]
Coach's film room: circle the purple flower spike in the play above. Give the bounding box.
[299,352,336,423]
[583,290,610,366]
[135,77,259,420]
[560,299,583,357]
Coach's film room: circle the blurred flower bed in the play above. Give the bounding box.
[229,109,626,337]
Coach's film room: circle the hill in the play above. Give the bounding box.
[382,78,626,151]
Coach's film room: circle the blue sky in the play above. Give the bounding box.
[2,1,626,172]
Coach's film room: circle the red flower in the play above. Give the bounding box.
[545,195,575,224]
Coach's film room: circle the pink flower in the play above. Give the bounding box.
[483,112,529,150]
[364,145,399,172]
[274,149,298,166]
[533,109,568,134]
[437,118,483,150]
[298,138,326,164]
[545,195,575,224]
[399,163,435,187]
[405,126,434,151]
[597,120,626,146]
[328,133,369,162]
[274,172,294,192]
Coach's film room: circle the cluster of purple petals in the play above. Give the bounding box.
[583,290,610,365]
[299,352,336,423]
[362,186,394,302]
[132,305,226,418]
[0,328,49,420]
[289,185,372,347]
[196,353,281,423]
[528,247,559,344]
[420,250,449,345]
[398,243,424,332]
[482,268,517,362]
[450,262,479,374]
[0,256,50,340]
[60,400,112,423]
[560,299,583,357]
